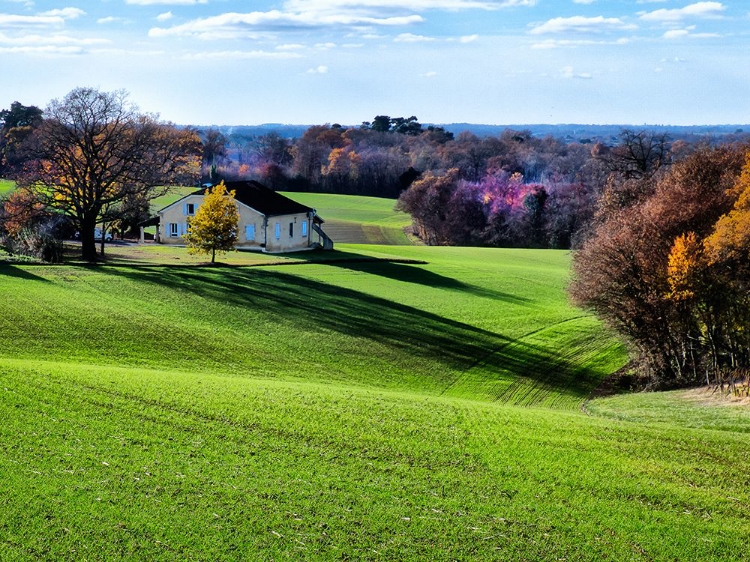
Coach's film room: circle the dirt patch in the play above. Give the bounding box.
[680,386,750,408]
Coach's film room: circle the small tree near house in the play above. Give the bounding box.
[184,181,240,263]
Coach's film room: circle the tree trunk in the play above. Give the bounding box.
[80,218,98,262]
[211,247,216,264]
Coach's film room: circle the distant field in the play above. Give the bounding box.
[280,192,414,245]
[2,245,749,560]
[0,178,16,195]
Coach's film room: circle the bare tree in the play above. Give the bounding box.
[21,87,201,261]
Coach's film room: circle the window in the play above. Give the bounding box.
[169,223,178,237]
[275,223,281,240]
[184,203,195,216]
[289,222,294,238]
[245,224,256,241]
[301,220,308,237]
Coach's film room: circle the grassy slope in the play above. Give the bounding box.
[280,192,413,245]
[0,178,16,195]
[1,246,749,560]
[0,247,621,407]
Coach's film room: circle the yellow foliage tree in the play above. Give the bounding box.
[183,181,239,263]
[704,153,750,265]
[666,231,703,301]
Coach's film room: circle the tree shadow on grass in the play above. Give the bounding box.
[106,265,600,403]
[0,264,52,283]
[273,249,530,305]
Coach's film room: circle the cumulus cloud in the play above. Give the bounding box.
[147,0,537,39]
[127,0,207,5]
[561,65,592,79]
[306,64,328,73]
[0,31,108,46]
[459,34,479,42]
[182,50,303,60]
[639,1,725,22]
[394,32,435,42]
[39,7,85,19]
[149,11,424,38]
[0,14,65,27]
[529,16,636,35]
[531,37,630,49]
[156,12,173,21]
[97,16,124,24]
[285,0,536,11]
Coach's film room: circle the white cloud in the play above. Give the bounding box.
[315,41,337,48]
[0,31,108,46]
[663,29,690,39]
[420,70,438,77]
[662,26,721,39]
[276,43,305,50]
[0,45,82,54]
[529,16,636,35]
[149,11,424,38]
[97,16,124,24]
[459,34,478,42]
[127,0,207,5]
[156,12,173,22]
[182,50,303,60]
[639,2,725,22]
[531,37,631,49]
[561,65,592,79]
[285,0,536,11]
[39,7,85,19]
[306,64,328,73]
[394,32,435,42]
[0,14,64,27]
[573,0,596,4]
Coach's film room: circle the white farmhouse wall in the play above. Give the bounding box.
[264,213,312,253]
[158,195,313,252]
[159,194,203,245]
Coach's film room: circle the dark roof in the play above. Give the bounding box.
[191,180,313,217]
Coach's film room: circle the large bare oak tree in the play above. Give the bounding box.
[21,87,201,261]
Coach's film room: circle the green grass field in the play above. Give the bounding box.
[0,178,16,196]
[1,244,748,560]
[281,192,414,245]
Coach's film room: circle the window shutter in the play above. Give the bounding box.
[275,223,281,240]
[302,221,308,236]
[183,203,187,215]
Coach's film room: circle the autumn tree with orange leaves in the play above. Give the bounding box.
[20,87,202,261]
[571,146,750,388]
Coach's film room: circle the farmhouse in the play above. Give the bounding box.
[155,181,333,253]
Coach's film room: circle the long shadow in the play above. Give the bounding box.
[0,263,52,283]
[277,250,531,304]
[104,265,601,400]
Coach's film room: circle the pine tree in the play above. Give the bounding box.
[184,181,239,263]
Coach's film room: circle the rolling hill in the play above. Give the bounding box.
[1,244,748,560]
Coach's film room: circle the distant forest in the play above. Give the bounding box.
[197,117,750,249]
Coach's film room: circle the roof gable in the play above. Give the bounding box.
[159,180,313,218]
[223,181,312,217]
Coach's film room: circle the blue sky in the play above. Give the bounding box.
[1,0,748,125]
